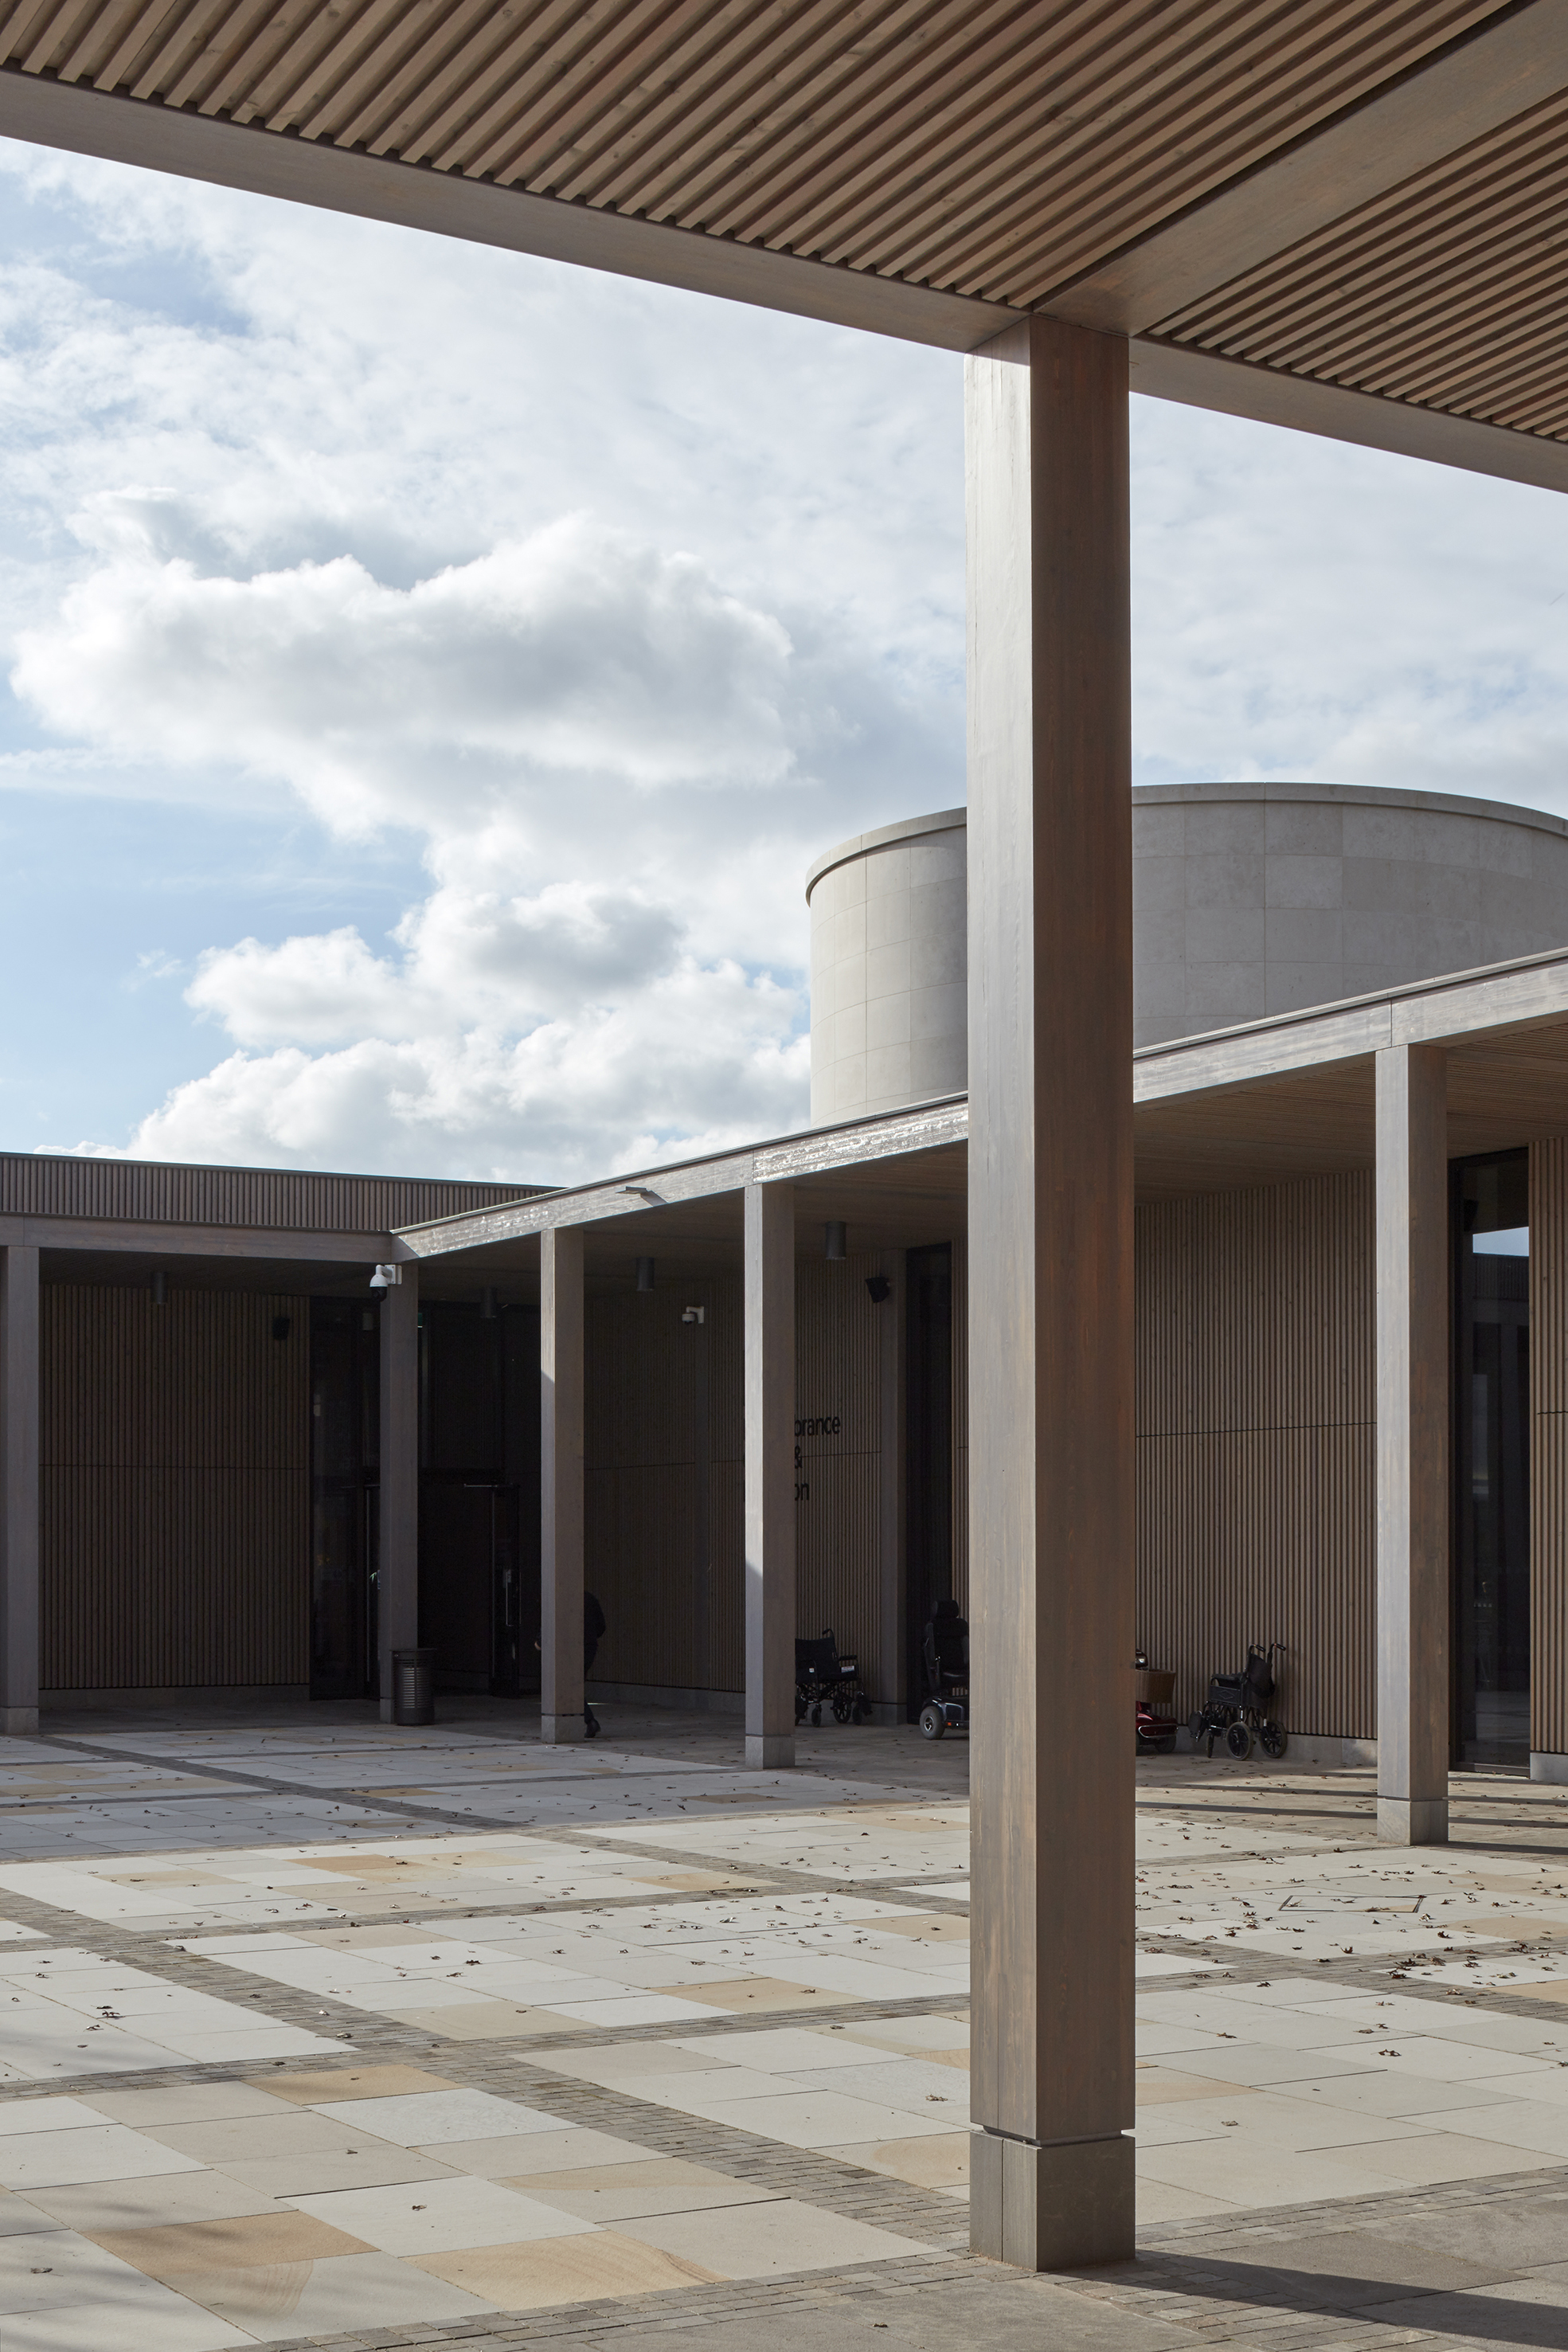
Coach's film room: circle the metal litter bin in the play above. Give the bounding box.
[392,1646,436,1726]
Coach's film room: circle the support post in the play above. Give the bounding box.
[745,1181,795,1767]
[967,316,1135,2269]
[875,1249,907,1724]
[377,1262,419,1721]
[1376,1042,1450,1845]
[0,1246,39,1736]
[541,1226,585,1743]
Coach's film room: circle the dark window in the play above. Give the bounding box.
[906,1243,953,1719]
[1452,1151,1530,1767]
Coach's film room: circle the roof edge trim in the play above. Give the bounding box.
[804,807,967,902]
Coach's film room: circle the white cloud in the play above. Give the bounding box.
[14,518,799,836]
[132,958,810,1183]
[6,138,1568,1179]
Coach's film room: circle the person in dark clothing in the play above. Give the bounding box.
[583,1589,606,1739]
[534,1591,608,1739]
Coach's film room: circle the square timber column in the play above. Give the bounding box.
[541,1225,586,1744]
[377,1261,420,1722]
[967,315,1135,2270]
[1377,1042,1449,1845]
[0,1246,39,1736]
[745,1180,795,1767]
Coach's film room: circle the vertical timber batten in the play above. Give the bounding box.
[745,1181,796,1767]
[1375,1043,1449,1842]
[377,1263,419,1723]
[542,1226,586,1743]
[0,1246,38,1734]
[967,316,1135,2268]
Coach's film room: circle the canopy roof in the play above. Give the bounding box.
[4,1,1568,487]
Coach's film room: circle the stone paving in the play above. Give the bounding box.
[0,1698,1561,2346]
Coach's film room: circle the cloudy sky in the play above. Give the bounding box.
[2,138,1568,1186]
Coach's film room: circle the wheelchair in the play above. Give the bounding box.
[918,1598,969,1740]
[1188,1641,1288,1760]
[794,1630,869,1725]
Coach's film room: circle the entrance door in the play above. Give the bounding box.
[1453,1152,1531,1767]
[418,1300,542,1696]
[905,1243,953,1719]
[310,1299,380,1699]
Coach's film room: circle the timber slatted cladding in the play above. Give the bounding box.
[583,1258,889,1700]
[1,1149,540,1228]
[1134,1172,1376,1740]
[41,1284,310,1693]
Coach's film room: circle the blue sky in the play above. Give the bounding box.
[2,137,1568,1183]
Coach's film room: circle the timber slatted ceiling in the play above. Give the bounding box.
[0,1,1499,307]
[1135,1173,1375,1737]
[41,1283,309,1690]
[1149,82,1568,437]
[1531,1137,1568,1753]
[1134,1061,1376,1200]
[2,1149,543,1230]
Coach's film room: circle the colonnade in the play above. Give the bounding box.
[0,327,1459,2276]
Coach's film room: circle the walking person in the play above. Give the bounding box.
[534,1591,608,1740]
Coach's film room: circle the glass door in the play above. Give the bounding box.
[1453,1152,1531,1767]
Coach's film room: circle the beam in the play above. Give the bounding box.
[397,1099,968,1258]
[967,315,1135,2268]
[0,1216,405,1264]
[540,1225,585,1744]
[0,1246,38,1736]
[1057,2,1568,335]
[376,1262,420,1723]
[744,1180,795,1769]
[1130,340,1568,500]
[0,69,1016,357]
[1375,1043,1451,1845]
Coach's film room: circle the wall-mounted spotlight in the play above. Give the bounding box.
[865,1274,892,1305]
[635,1256,656,1293]
[824,1220,847,1261]
[151,1271,168,1307]
[481,1286,500,1319]
[369,1263,401,1292]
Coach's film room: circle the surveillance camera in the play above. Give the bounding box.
[370,1263,401,1291]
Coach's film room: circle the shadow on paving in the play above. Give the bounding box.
[1111,2182,1568,2350]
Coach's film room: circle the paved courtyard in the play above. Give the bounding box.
[0,1704,1562,2347]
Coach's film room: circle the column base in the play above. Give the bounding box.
[541,1714,586,1744]
[1378,1795,1449,1845]
[745,1733,794,1768]
[0,1707,38,1736]
[971,2131,1134,2269]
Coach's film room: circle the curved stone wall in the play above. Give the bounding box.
[806,809,966,1125]
[807,783,1568,1119]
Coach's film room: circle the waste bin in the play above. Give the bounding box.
[392,1646,436,1726]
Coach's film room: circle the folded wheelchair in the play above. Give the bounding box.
[794,1629,870,1725]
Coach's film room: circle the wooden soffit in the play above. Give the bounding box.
[4,3,1568,487]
